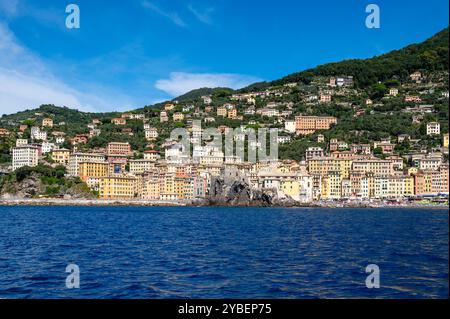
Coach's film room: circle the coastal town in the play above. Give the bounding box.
[0,67,448,207]
[0,25,449,207]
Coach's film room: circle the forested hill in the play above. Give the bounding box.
[240,27,449,92]
[0,105,119,127]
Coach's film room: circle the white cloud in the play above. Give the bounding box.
[141,1,186,27]
[0,69,84,115]
[155,72,262,97]
[0,23,136,115]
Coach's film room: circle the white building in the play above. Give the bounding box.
[277,136,291,144]
[284,120,296,133]
[31,127,47,141]
[129,159,156,174]
[12,146,39,170]
[145,128,159,141]
[41,142,56,154]
[306,147,324,161]
[16,139,28,147]
[426,122,440,135]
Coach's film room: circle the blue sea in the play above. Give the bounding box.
[0,206,448,299]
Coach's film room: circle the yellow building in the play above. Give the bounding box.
[160,172,175,194]
[321,171,341,199]
[174,175,195,200]
[352,159,394,176]
[164,103,175,111]
[78,161,109,181]
[42,118,53,128]
[444,133,449,148]
[51,149,70,166]
[217,106,227,117]
[308,157,353,179]
[173,112,184,122]
[280,179,300,198]
[227,108,237,119]
[142,176,160,200]
[99,176,137,199]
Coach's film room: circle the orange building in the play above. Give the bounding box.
[107,142,132,157]
[295,116,337,135]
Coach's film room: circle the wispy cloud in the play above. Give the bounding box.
[188,4,214,25]
[155,72,262,97]
[0,23,134,115]
[141,1,186,27]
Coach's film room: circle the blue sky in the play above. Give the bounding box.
[0,0,448,114]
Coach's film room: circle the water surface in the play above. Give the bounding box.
[0,206,448,298]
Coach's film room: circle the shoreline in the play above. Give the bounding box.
[0,198,448,209]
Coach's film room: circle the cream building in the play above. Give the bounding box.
[12,146,39,170]
[68,153,106,176]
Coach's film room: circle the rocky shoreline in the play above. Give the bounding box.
[0,198,447,209]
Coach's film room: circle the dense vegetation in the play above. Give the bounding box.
[0,27,448,165]
[0,164,95,198]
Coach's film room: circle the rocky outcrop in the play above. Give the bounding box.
[1,173,44,199]
[206,177,278,206]
[0,173,95,200]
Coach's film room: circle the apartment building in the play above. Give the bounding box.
[426,122,440,135]
[284,120,296,133]
[129,159,156,174]
[374,175,414,199]
[51,149,70,166]
[78,161,109,182]
[145,128,158,141]
[217,106,227,117]
[68,153,106,176]
[99,176,137,200]
[227,108,237,119]
[173,112,185,122]
[12,146,39,170]
[295,116,337,135]
[308,157,353,179]
[16,139,28,147]
[41,142,55,154]
[321,171,341,199]
[414,166,449,195]
[305,147,324,161]
[143,150,161,161]
[352,159,394,176]
[160,111,169,123]
[31,127,47,141]
[107,142,132,157]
